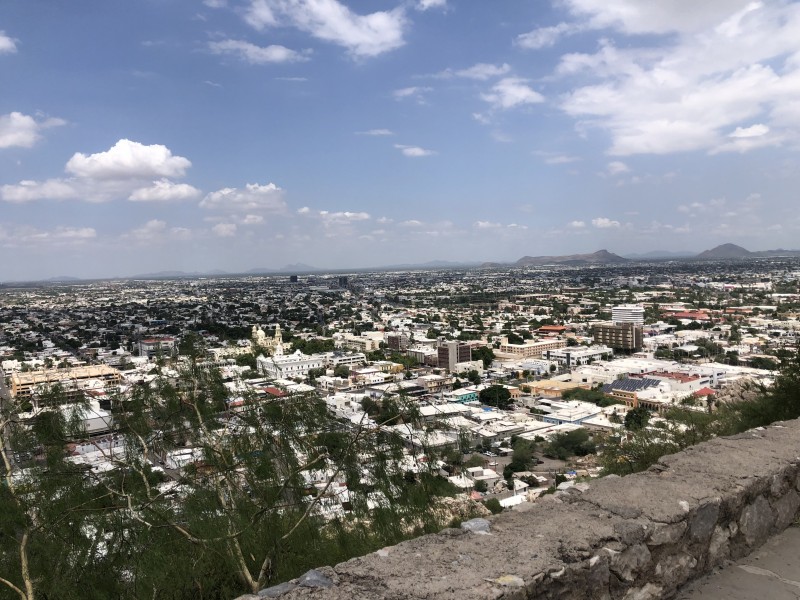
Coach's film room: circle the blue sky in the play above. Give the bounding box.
[2,0,800,279]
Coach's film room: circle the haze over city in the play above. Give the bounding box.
[3,0,800,280]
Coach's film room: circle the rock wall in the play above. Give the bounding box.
[237,421,800,600]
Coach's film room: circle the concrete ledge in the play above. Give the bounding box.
[241,420,800,600]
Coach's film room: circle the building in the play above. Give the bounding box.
[592,322,643,352]
[437,341,472,372]
[138,336,176,358]
[545,345,613,367]
[498,338,567,359]
[386,332,411,351]
[10,365,123,404]
[256,351,325,380]
[612,304,645,325]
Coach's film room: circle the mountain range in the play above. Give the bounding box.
[10,244,800,284]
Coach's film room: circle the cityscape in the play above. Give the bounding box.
[3,1,800,599]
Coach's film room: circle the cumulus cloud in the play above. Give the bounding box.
[209,39,310,64]
[0,112,66,149]
[0,225,96,248]
[394,144,435,157]
[474,221,501,229]
[607,161,630,175]
[242,214,264,225]
[516,22,581,49]
[243,0,407,58]
[393,86,431,103]
[416,0,446,11]
[128,179,201,202]
[66,139,191,180]
[1,139,200,204]
[436,62,511,80]
[592,217,621,228]
[481,77,544,109]
[555,2,800,155]
[0,179,79,203]
[213,223,237,237]
[200,182,286,213]
[569,220,586,228]
[0,31,16,54]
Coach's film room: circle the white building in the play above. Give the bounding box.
[257,351,325,380]
[612,304,645,326]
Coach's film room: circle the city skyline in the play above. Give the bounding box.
[2,0,800,280]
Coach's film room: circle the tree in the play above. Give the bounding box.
[474,480,488,493]
[624,406,651,431]
[467,370,481,386]
[332,365,350,379]
[479,385,512,410]
[0,357,461,598]
[472,346,495,370]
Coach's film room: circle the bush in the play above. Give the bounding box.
[483,498,503,514]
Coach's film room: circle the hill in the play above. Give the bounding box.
[514,249,629,267]
[695,244,752,260]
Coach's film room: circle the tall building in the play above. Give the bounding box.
[612,304,645,325]
[592,322,643,352]
[436,341,472,372]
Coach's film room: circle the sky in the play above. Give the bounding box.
[2,0,800,280]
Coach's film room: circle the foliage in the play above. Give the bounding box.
[0,358,450,599]
[483,498,503,514]
[479,385,512,410]
[624,406,651,431]
[544,429,596,460]
[472,346,495,370]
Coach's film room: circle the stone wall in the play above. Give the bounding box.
[238,420,800,600]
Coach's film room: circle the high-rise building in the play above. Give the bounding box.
[592,322,643,352]
[612,304,645,325]
[437,340,472,372]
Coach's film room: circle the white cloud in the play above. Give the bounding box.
[204,0,227,7]
[244,0,407,58]
[0,179,79,203]
[297,206,311,214]
[481,77,544,110]
[357,128,393,136]
[474,221,501,229]
[592,217,621,228]
[66,139,191,180]
[242,214,264,225]
[416,0,446,11]
[0,112,66,149]
[536,152,580,165]
[568,220,586,228]
[437,63,511,80]
[556,3,800,155]
[213,223,237,237]
[0,225,96,247]
[729,123,769,138]
[394,144,435,157]
[563,0,756,35]
[393,86,431,103]
[0,31,17,54]
[200,182,286,212]
[516,22,580,49]
[209,39,310,64]
[129,219,167,241]
[607,160,630,175]
[128,179,201,202]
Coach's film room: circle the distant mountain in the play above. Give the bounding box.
[279,263,319,272]
[514,249,630,267]
[624,250,696,260]
[695,244,752,259]
[131,270,229,279]
[47,275,82,282]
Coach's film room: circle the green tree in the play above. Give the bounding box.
[479,385,512,410]
[472,346,495,370]
[624,406,651,431]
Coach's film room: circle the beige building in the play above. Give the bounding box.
[11,365,123,405]
[498,338,567,359]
